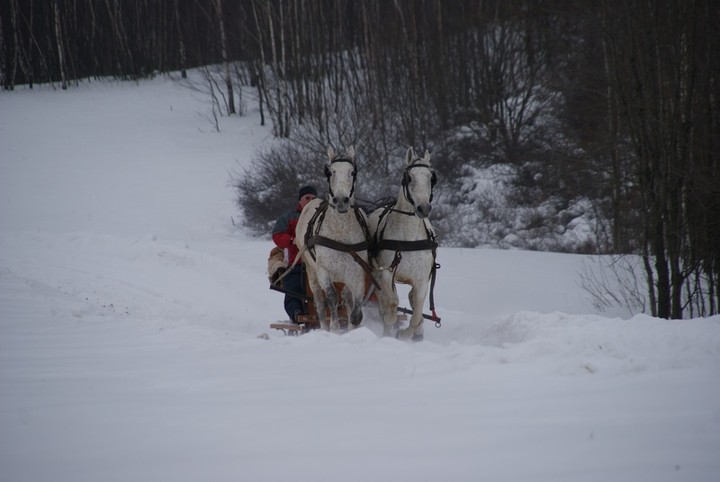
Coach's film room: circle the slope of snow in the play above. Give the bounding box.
[1,75,719,482]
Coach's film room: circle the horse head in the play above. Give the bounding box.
[324,146,357,214]
[401,147,436,219]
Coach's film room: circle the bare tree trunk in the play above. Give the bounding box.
[173,0,186,78]
[53,0,67,89]
[250,1,270,129]
[253,61,265,126]
[265,0,287,137]
[213,0,235,115]
[4,0,19,90]
[642,237,658,317]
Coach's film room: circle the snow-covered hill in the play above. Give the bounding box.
[1,75,719,482]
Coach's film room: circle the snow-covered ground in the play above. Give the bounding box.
[1,75,719,482]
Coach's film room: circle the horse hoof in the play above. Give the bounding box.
[412,333,424,342]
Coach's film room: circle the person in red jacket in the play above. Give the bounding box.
[272,185,318,322]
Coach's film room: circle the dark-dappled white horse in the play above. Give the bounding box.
[295,146,374,333]
[369,147,439,341]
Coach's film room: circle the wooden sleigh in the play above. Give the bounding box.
[268,280,344,335]
[269,277,351,335]
[268,247,407,335]
[269,279,409,335]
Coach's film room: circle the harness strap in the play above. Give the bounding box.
[373,210,442,326]
[350,251,381,290]
[376,238,437,252]
[389,251,403,271]
[273,243,309,286]
[389,207,416,216]
[353,204,373,246]
[269,282,313,303]
[429,261,441,326]
[305,200,380,290]
[308,235,369,253]
[308,235,380,290]
[304,200,330,261]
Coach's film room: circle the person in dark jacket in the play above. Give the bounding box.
[272,185,318,322]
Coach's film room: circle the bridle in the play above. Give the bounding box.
[324,157,357,202]
[401,162,437,209]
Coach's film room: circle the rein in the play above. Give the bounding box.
[386,207,416,216]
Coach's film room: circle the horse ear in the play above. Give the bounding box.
[347,145,355,160]
[327,146,336,161]
[406,147,415,165]
[423,149,431,164]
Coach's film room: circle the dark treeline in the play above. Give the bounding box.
[600,1,720,318]
[2,0,718,318]
[1,0,245,88]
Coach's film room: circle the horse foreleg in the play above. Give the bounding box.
[343,283,363,329]
[308,275,330,331]
[397,282,428,342]
[323,281,341,333]
[374,270,399,337]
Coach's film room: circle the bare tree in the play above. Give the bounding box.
[53,0,67,89]
[212,0,235,115]
[601,0,719,318]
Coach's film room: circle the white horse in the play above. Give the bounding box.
[369,147,439,341]
[295,146,373,333]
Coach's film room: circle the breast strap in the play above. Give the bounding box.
[305,201,379,290]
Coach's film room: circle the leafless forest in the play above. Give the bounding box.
[2,0,718,318]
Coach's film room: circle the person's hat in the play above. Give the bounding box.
[298,185,318,200]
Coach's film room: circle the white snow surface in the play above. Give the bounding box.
[1,75,719,482]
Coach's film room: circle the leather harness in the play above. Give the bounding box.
[371,163,441,324]
[305,158,380,290]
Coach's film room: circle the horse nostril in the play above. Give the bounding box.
[332,196,350,213]
[416,204,432,218]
